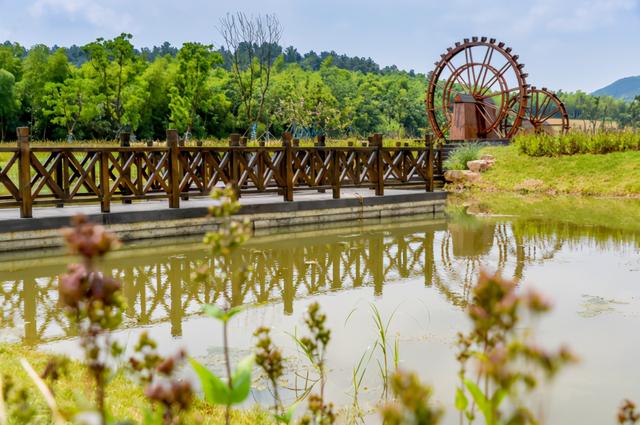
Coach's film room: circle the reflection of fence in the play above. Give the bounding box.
[0,221,445,345]
[1,129,438,217]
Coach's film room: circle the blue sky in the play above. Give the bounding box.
[0,0,638,92]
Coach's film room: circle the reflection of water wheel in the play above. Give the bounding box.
[502,87,569,135]
[426,37,529,139]
[448,222,496,258]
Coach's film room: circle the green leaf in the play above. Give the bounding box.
[142,406,164,425]
[275,401,299,424]
[491,388,507,412]
[226,305,246,321]
[455,387,469,411]
[203,304,227,321]
[229,354,254,404]
[464,379,491,422]
[202,304,246,322]
[189,357,231,405]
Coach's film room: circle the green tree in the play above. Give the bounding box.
[169,43,223,138]
[84,33,137,136]
[18,46,71,138]
[0,69,19,140]
[43,69,100,140]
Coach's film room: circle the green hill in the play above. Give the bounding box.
[592,76,640,101]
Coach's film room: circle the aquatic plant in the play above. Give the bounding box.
[370,304,400,400]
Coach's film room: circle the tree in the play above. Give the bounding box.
[0,69,19,140]
[18,45,71,138]
[43,70,100,140]
[169,43,223,138]
[84,33,137,136]
[218,12,283,134]
[134,56,176,139]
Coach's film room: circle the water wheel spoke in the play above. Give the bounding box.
[539,106,560,123]
[445,61,473,94]
[535,94,554,121]
[478,61,513,97]
[475,46,495,94]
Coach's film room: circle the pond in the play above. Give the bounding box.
[1,194,639,424]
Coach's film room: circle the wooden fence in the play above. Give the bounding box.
[1,128,440,218]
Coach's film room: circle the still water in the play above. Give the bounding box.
[1,200,639,424]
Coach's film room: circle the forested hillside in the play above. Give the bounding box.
[0,34,638,141]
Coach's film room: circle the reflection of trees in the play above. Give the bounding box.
[2,216,638,345]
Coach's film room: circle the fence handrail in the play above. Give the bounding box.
[0,128,437,217]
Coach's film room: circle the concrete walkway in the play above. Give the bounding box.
[0,188,447,251]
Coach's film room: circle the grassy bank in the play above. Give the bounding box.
[0,344,272,424]
[449,192,640,232]
[470,145,640,196]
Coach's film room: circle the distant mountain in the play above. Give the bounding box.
[592,76,640,101]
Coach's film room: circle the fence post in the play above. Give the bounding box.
[120,132,132,204]
[229,133,241,198]
[283,132,293,201]
[331,147,340,199]
[373,133,384,196]
[100,150,111,212]
[316,135,327,193]
[167,129,180,208]
[426,134,434,192]
[229,133,240,147]
[17,127,32,218]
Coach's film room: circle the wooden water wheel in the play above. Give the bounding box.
[426,37,529,140]
[501,87,570,135]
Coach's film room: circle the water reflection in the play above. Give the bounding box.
[1,213,639,346]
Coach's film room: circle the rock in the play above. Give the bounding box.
[467,159,491,173]
[515,179,545,192]
[480,154,495,162]
[444,170,481,183]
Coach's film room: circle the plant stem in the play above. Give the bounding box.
[223,320,232,425]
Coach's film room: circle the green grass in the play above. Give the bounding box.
[443,143,481,170]
[0,343,273,424]
[471,145,640,196]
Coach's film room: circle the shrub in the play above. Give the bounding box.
[443,143,481,170]
[515,130,640,156]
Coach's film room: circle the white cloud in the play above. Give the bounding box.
[440,0,637,35]
[28,0,134,33]
[521,0,637,33]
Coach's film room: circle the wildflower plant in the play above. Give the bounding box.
[190,186,254,425]
[294,302,335,425]
[380,370,443,425]
[455,270,576,425]
[129,332,193,425]
[254,326,295,423]
[58,215,126,424]
[618,400,640,424]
